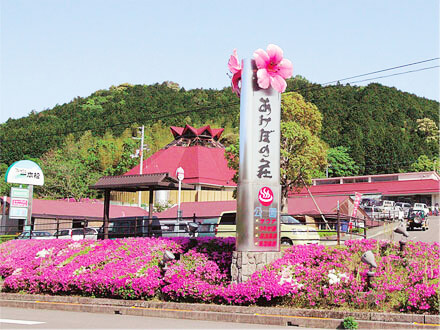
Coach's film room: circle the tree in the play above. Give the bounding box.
[0,163,12,196]
[226,92,328,212]
[35,129,140,200]
[325,146,360,177]
[417,118,439,144]
[409,155,440,173]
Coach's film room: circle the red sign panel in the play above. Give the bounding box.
[11,198,28,208]
[351,192,363,218]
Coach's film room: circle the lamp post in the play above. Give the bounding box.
[176,167,184,224]
[131,125,146,207]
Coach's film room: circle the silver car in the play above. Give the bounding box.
[17,231,53,240]
[54,228,98,240]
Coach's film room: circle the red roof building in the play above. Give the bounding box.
[155,195,368,220]
[125,125,236,189]
[0,197,149,234]
[291,171,440,207]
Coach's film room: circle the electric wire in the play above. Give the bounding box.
[317,57,439,86]
[1,58,438,145]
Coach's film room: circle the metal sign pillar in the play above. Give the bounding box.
[236,59,281,252]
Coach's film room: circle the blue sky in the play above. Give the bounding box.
[1,0,439,123]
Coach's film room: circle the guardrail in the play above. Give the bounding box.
[0,212,391,245]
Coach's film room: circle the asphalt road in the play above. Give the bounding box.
[0,306,287,329]
[371,215,440,243]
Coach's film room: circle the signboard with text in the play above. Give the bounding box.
[236,59,281,252]
[9,187,30,219]
[5,160,44,186]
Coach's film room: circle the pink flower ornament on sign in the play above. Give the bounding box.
[228,44,293,96]
[253,44,293,93]
[228,49,242,96]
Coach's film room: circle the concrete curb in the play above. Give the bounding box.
[1,293,438,329]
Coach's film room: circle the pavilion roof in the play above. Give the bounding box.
[90,173,194,192]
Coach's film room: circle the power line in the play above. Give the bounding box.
[1,58,438,144]
[285,58,439,95]
[319,57,439,86]
[348,65,439,84]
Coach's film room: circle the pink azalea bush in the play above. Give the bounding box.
[0,238,438,314]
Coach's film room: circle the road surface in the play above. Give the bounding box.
[0,306,286,329]
[370,215,439,243]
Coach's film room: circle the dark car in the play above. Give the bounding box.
[97,216,162,239]
[197,218,218,237]
[17,231,53,240]
[406,210,429,231]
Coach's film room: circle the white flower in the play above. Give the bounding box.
[73,266,87,275]
[327,270,349,285]
[12,268,22,275]
[68,242,81,249]
[35,248,53,259]
[278,266,303,289]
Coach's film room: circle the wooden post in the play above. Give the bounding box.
[337,209,341,245]
[148,188,154,237]
[56,217,59,239]
[103,189,110,239]
[363,218,367,238]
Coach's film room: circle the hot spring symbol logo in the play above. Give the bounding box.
[258,187,274,206]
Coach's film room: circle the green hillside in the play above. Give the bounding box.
[1,78,438,177]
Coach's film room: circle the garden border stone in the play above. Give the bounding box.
[1,292,438,329]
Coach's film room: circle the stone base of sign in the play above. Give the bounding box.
[231,251,283,283]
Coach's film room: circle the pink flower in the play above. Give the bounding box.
[228,49,242,96]
[253,44,293,93]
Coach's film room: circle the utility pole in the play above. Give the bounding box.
[132,125,145,207]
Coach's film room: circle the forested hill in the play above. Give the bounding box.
[285,79,439,174]
[1,79,438,175]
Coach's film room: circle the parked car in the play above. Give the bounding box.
[413,203,430,216]
[197,218,219,237]
[16,231,53,240]
[97,216,158,239]
[97,216,197,239]
[395,202,412,217]
[160,218,198,237]
[406,209,429,231]
[377,200,404,220]
[360,198,381,207]
[214,212,320,245]
[362,206,383,220]
[280,215,320,245]
[54,227,98,240]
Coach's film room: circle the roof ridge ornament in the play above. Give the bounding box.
[166,124,225,149]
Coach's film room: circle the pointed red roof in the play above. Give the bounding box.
[125,125,236,187]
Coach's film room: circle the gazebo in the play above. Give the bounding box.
[90,173,194,238]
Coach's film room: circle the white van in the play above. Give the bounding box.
[381,200,395,209]
[380,200,403,220]
[413,203,430,215]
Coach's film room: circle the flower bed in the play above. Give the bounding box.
[0,238,438,314]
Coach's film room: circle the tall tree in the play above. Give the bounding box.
[35,129,139,200]
[409,155,440,173]
[325,146,360,177]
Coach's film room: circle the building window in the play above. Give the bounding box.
[315,179,340,185]
[371,175,398,182]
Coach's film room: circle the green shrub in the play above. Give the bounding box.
[0,235,18,244]
[342,316,358,329]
